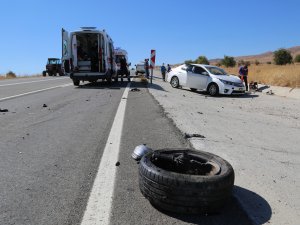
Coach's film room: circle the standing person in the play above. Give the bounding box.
[144,59,149,79]
[161,63,166,81]
[120,56,130,82]
[243,65,248,91]
[167,64,171,73]
[238,65,244,80]
[238,65,248,91]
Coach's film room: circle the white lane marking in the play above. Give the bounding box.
[81,82,131,225]
[0,77,68,87]
[0,83,73,102]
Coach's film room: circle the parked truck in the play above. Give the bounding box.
[42,58,63,76]
[61,27,117,86]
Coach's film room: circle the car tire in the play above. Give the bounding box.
[190,88,197,92]
[170,76,179,88]
[208,83,219,96]
[139,149,234,214]
[73,80,80,86]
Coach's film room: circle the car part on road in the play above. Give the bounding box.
[139,149,234,214]
[170,76,179,88]
[130,88,140,92]
[208,83,219,96]
[132,144,153,161]
[0,108,9,112]
[184,133,205,139]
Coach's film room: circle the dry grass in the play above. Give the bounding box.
[223,64,300,88]
[0,74,42,80]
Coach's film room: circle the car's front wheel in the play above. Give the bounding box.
[208,83,219,96]
[170,76,179,88]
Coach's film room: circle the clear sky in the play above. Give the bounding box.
[0,0,299,75]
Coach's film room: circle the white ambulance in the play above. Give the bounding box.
[62,27,117,86]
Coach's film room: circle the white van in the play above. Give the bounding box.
[62,27,117,86]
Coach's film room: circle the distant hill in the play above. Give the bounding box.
[209,46,300,64]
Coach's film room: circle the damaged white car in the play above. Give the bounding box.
[167,64,245,96]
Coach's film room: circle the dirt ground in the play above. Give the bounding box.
[148,73,300,225]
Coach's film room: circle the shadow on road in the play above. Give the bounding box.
[152,185,271,225]
[233,186,272,225]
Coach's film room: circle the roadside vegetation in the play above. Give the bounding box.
[223,64,300,88]
[0,71,42,79]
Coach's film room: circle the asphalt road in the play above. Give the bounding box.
[0,75,252,225]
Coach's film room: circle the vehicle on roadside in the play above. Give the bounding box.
[61,27,117,86]
[114,47,131,81]
[135,62,145,75]
[167,64,245,96]
[42,58,64,76]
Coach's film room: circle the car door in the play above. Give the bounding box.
[176,65,190,86]
[187,66,209,90]
[61,28,71,73]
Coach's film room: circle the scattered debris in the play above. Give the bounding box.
[115,162,120,166]
[130,88,141,92]
[183,94,186,97]
[266,90,274,95]
[0,108,9,112]
[249,81,258,90]
[27,106,30,109]
[184,133,205,139]
[197,112,203,114]
[86,99,90,101]
[43,104,48,108]
[122,97,127,99]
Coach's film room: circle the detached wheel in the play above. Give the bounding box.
[73,80,80,86]
[170,76,179,88]
[208,83,219,96]
[139,149,234,214]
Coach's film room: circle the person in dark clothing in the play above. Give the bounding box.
[161,63,167,81]
[120,56,130,82]
[238,65,248,91]
[167,64,171,73]
[144,59,149,79]
[242,65,248,91]
[90,41,99,72]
